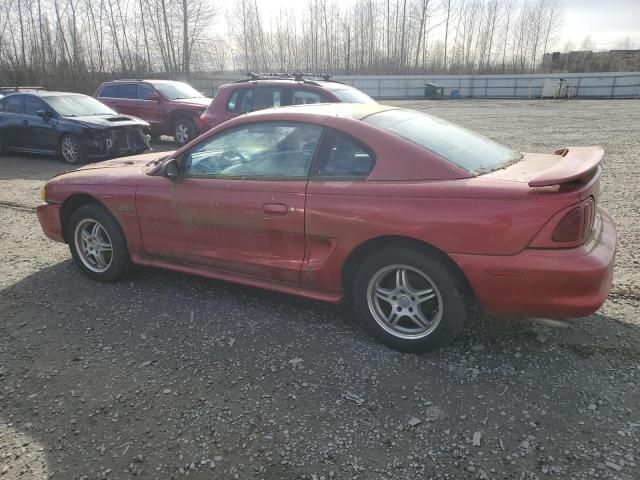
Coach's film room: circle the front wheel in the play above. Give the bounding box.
[173,117,197,145]
[67,204,131,282]
[60,135,87,164]
[353,248,468,353]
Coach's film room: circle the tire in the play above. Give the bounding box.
[0,131,7,155]
[59,134,87,164]
[67,203,131,282]
[352,247,468,353]
[173,117,197,145]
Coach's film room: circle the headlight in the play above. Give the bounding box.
[39,186,47,202]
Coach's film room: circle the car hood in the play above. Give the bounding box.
[171,97,211,107]
[75,151,168,171]
[48,151,175,187]
[64,114,149,129]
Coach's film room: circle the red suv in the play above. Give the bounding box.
[199,73,375,133]
[94,80,211,145]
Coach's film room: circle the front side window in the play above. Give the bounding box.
[98,85,117,98]
[116,84,137,99]
[363,109,520,173]
[184,122,323,179]
[24,96,47,116]
[292,90,324,105]
[314,130,375,178]
[138,84,155,100]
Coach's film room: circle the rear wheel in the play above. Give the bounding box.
[353,248,467,353]
[67,204,130,282]
[60,135,87,164]
[173,117,197,145]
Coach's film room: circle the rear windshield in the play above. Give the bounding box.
[363,109,520,173]
[329,87,376,104]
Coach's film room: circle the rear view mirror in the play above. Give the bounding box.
[147,93,161,102]
[162,158,179,181]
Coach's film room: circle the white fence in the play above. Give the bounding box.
[190,71,640,99]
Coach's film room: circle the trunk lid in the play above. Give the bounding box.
[482,146,604,188]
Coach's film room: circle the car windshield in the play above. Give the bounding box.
[155,82,203,100]
[330,87,376,104]
[363,109,520,173]
[47,95,116,117]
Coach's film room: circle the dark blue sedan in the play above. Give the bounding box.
[0,90,151,164]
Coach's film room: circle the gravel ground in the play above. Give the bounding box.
[0,100,638,480]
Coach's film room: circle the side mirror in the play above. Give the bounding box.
[161,158,180,181]
[37,110,53,119]
[147,93,161,102]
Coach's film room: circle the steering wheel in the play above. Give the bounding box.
[219,149,247,169]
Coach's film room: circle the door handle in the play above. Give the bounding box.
[263,203,288,215]
[22,120,29,125]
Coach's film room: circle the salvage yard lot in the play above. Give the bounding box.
[0,99,638,479]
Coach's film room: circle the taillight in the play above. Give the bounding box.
[530,196,596,248]
[552,207,583,242]
[551,197,596,243]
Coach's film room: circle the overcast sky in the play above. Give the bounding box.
[221,0,640,51]
[560,0,640,49]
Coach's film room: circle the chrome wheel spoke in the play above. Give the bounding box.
[375,286,395,304]
[98,241,112,252]
[414,288,436,304]
[408,310,430,329]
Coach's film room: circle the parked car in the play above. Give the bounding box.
[199,73,376,133]
[36,103,616,353]
[0,90,150,164]
[94,79,211,145]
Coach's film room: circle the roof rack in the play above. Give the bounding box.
[236,72,339,85]
[0,86,45,92]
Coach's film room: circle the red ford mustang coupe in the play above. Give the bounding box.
[36,103,616,352]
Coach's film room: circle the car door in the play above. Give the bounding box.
[133,84,164,127]
[112,83,138,115]
[0,95,27,149]
[95,84,119,110]
[135,121,324,285]
[23,95,58,153]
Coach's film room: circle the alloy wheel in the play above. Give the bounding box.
[175,123,190,144]
[366,264,443,339]
[61,136,79,163]
[74,219,113,273]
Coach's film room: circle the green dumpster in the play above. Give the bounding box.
[424,83,444,99]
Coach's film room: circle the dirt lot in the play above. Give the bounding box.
[0,100,638,480]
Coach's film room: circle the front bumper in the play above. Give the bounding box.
[452,208,616,318]
[36,203,64,243]
[85,129,151,159]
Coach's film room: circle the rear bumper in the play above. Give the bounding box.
[36,203,65,243]
[452,208,616,318]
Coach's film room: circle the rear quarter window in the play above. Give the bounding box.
[363,109,519,173]
[98,85,117,98]
[4,95,24,114]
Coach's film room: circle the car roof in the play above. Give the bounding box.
[105,79,183,85]
[243,102,396,121]
[2,90,84,98]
